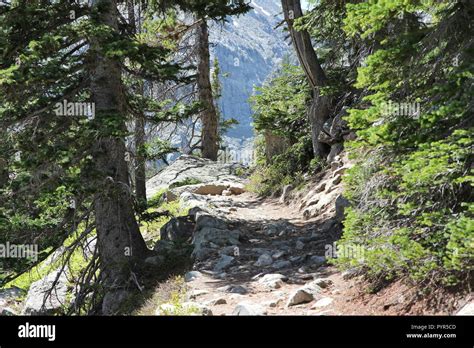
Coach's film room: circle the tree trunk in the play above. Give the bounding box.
[281,0,331,158]
[128,0,147,208]
[90,0,149,310]
[197,20,219,161]
[134,111,147,209]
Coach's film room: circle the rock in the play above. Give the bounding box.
[146,155,246,199]
[228,285,248,295]
[184,271,203,282]
[279,184,293,204]
[272,250,286,259]
[188,290,209,300]
[214,255,235,272]
[263,298,284,308]
[188,206,206,220]
[218,285,248,295]
[254,253,273,267]
[333,166,347,177]
[335,195,350,222]
[287,288,315,307]
[341,268,359,280]
[233,302,267,316]
[316,218,338,235]
[195,213,229,230]
[456,302,474,315]
[296,240,305,250]
[272,260,291,269]
[192,247,214,261]
[22,269,68,315]
[311,278,333,289]
[287,281,322,306]
[311,297,334,309]
[327,143,344,163]
[343,131,357,141]
[309,255,326,267]
[330,175,342,188]
[153,240,174,253]
[258,274,288,289]
[207,297,227,306]
[189,183,229,196]
[192,227,240,260]
[170,180,246,198]
[75,237,97,261]
[219,245,240,256]
[290,255,304,263]
[144,255,166,267]
[303,189,340,219]
[0,307,17,316]
[263,225,278,236]
[0,287,24,305]
[160,216,195,241]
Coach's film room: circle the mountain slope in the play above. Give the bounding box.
[210,0,289,139]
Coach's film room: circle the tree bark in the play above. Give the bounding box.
[128,0,147,208]
[134,111,147,209]
[197,20,219,161]
[90,0,149,305]
[281,0,331,158]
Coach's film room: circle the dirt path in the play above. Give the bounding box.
[181,191,350,315]
[177,191,465,316]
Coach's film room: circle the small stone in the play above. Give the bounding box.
[272,260,291,270]
[208,298,227,306]
[287,288,314,307]
[233,302,267,316]
[184,271,203,282]
[258,274,288,289]
[341,268,359,280]
[272,251,286,259]
[296,241,305,250]
[290,255,303,263]
[214,255,235,272]
[217,285,248,295]
[311,278,333,289]
[310,255,326,267]
[254,253,273,267]
[189,290,209,299]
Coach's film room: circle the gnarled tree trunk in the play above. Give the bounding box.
[281,0,331,159]
[197,20,219,161]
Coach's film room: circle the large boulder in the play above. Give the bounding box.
[335,195,350,222]
[160,216,195,242]
[169,181,246,200]
[146,155,246,199]
[192,227,240,260]
[22,269,69,315]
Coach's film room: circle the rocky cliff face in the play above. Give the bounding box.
[210,0,289,139]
